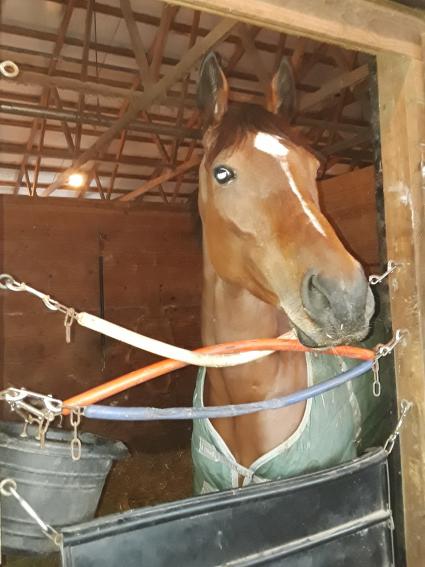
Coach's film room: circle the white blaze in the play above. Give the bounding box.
[253,132,327,237]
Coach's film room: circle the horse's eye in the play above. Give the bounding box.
[213,165,236,185]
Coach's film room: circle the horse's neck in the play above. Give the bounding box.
[201,248,307,405]
[201,249,308,466]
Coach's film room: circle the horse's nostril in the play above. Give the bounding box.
[302,273,332,316]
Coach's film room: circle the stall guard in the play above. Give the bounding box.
[61,448,393,566]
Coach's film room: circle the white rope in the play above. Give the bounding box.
[77,312,294,368]
[1,273,294,368]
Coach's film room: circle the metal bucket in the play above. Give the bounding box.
[0,420,128,555]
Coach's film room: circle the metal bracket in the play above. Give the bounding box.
[369,261,398,286]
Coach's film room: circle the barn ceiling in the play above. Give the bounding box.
[0,0,374,205]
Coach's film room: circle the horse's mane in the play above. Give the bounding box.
[205,103,292,166]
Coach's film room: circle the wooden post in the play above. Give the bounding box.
[377,52,425,566]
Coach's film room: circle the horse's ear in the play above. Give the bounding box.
[197,52,228,126]
[268,58,297,120]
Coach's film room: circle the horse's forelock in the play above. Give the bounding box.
[204,104,289,166]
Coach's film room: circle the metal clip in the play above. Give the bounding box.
[384,400,413,454]
[369,261,398,286]
[64,308,75,343]
[70,409,82,461]
[37,419,50,449]
[375,329,406,361]
[0,478,62,546]
[0,274,76,317]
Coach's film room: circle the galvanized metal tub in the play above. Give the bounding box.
[0,420,128,555]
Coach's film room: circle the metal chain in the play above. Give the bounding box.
[384,400,413,454]
[370,330,406,398]
[372,359,381,398]
[0,479,62,546]
[0,274,78,343]
[70,408,82,461]
[369,260,398,286]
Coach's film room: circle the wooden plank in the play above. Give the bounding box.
[41,17,237,197]
[120,155,202,202]
[168,0,424,59]
[377,52,425,567]
[299,64,369,112]
[318,166,379,270]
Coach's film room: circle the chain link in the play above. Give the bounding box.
[372,359,381,398]
[369,261,398,286]
[384,400,413,454]
[64,308,75,343]
[0,478,62,546]
[369,330,406,398]
[70,408,82,461]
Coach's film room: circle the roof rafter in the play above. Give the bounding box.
[42,17,238,196]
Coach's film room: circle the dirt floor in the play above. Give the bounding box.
[3,446,193,567]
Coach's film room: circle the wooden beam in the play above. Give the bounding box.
[150,5,180,81]
[13,0,76,194]
[299,64,369,112]
[0,142,168,168]
[119,155,201,202]
[0,115,202,149]
[171,10,200,166]
[9,65,276,108]
[0,180,193,201]
[31,119,47,196]
[120,0,152,87]
[107,6,178,198]
[41,17,237,196]
[23,167,32,196]
[75,0,94,152]
[377,52,425,567]
[42,0,345,66]
[322,131,370,155]
[1,27,335,87]
[291,37,308,76]
[296,116,370,134]
[168,0,424,59]
[238,24,271,92]
[0,161,187,184]
[51,88,76,152]
[93,171,106,200]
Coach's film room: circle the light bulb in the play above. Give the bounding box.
[68,173,86,187]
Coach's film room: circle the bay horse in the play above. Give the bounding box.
[191,53,376,494]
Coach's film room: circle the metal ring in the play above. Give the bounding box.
[71,438,82,461]
[0,273,16,289]
[0,478,17,496]
[0,60,19,78]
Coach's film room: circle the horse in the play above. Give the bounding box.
[191,53,377,494]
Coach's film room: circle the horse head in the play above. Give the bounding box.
[197,52,374,347]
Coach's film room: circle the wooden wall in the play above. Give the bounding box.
[0,198,202,450]
[0,165,379,450]
[319,165,379,274]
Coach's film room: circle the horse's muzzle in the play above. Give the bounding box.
[299,268,375,347]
